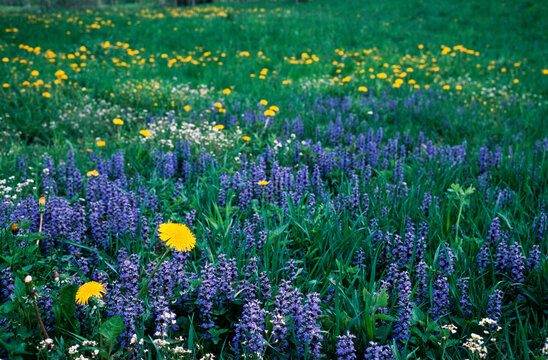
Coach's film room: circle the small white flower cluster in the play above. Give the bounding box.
[171,345,192,356]
[143,117,241,153]
[68,344,80,355]
[153,338,169,347]
[152,335,192,358]
[542,337,548,355]
[440,323,458,341]
[130,333,144,346]
[199,354,215,360]
[154,310,177,338]
[57,95,147,134]
[475,82,545,106]
[0,177,35,201]
[272,133,298,154]
[463,333,487,358]
[68,340,99,359]
[298,76,331,92]
[442,324,458,334]
[37,338,55,352]
[161,310,177,326]
[169,82,213,101]
[479,317,501,335]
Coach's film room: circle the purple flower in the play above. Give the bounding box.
[457,278,473,317]
[364,341,394,360]
[233,300,267,358]
[431,276,450,321]
[487,289,503,322]
[335,331,356,360]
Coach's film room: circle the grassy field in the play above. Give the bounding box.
[0,0,547,359]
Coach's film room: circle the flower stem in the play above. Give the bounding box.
[32,295,49,339]
[455,201,464,244]
[136,248,170,299]
[97,311,104,359]
[36,213,43,246]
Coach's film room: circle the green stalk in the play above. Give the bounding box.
[136,248,170,299]
[455,201,464,244]
[97,311,104,359]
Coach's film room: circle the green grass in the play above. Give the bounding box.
[0,0,547,359]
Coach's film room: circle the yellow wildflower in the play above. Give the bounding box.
[76,281,106,305]
[157,222,196,252]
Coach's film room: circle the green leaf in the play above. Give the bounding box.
[13,277,25,297]
[59,284,77,317]
[377,288,388,307]
[375,313,396,322]
[98,315,125,345]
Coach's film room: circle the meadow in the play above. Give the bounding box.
[0,0,547,359]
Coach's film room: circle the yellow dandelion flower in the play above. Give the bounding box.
[42,92,51,98]
[222,88,231,95]
[242,135,251,141]
[87,170,99,176]
[542,69,548,75]
[213,124,224,130]
[358,86,368,92]
[76,281,106,305]
[158,222,196,252]
[184,105,192,112]
[257,180,269,186]
[31,70,39,77]
[2,83,9,88]
[140,130,151,137]
[214,102,222,109]
[113,118,124,125]
[269,105,279,112]
[513,78,519,84]
[377,73,387,79]
[96,140,106,147]
[259,99,268,106]
[264,109,275,117]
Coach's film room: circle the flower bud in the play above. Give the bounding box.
[39,197,46,206]
[10,223,19,235]
[24,275,33,284]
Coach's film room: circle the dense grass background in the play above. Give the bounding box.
[0,0,547,359]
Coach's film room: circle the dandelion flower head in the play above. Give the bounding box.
[158,221,196,252]
[76,281,106,305]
